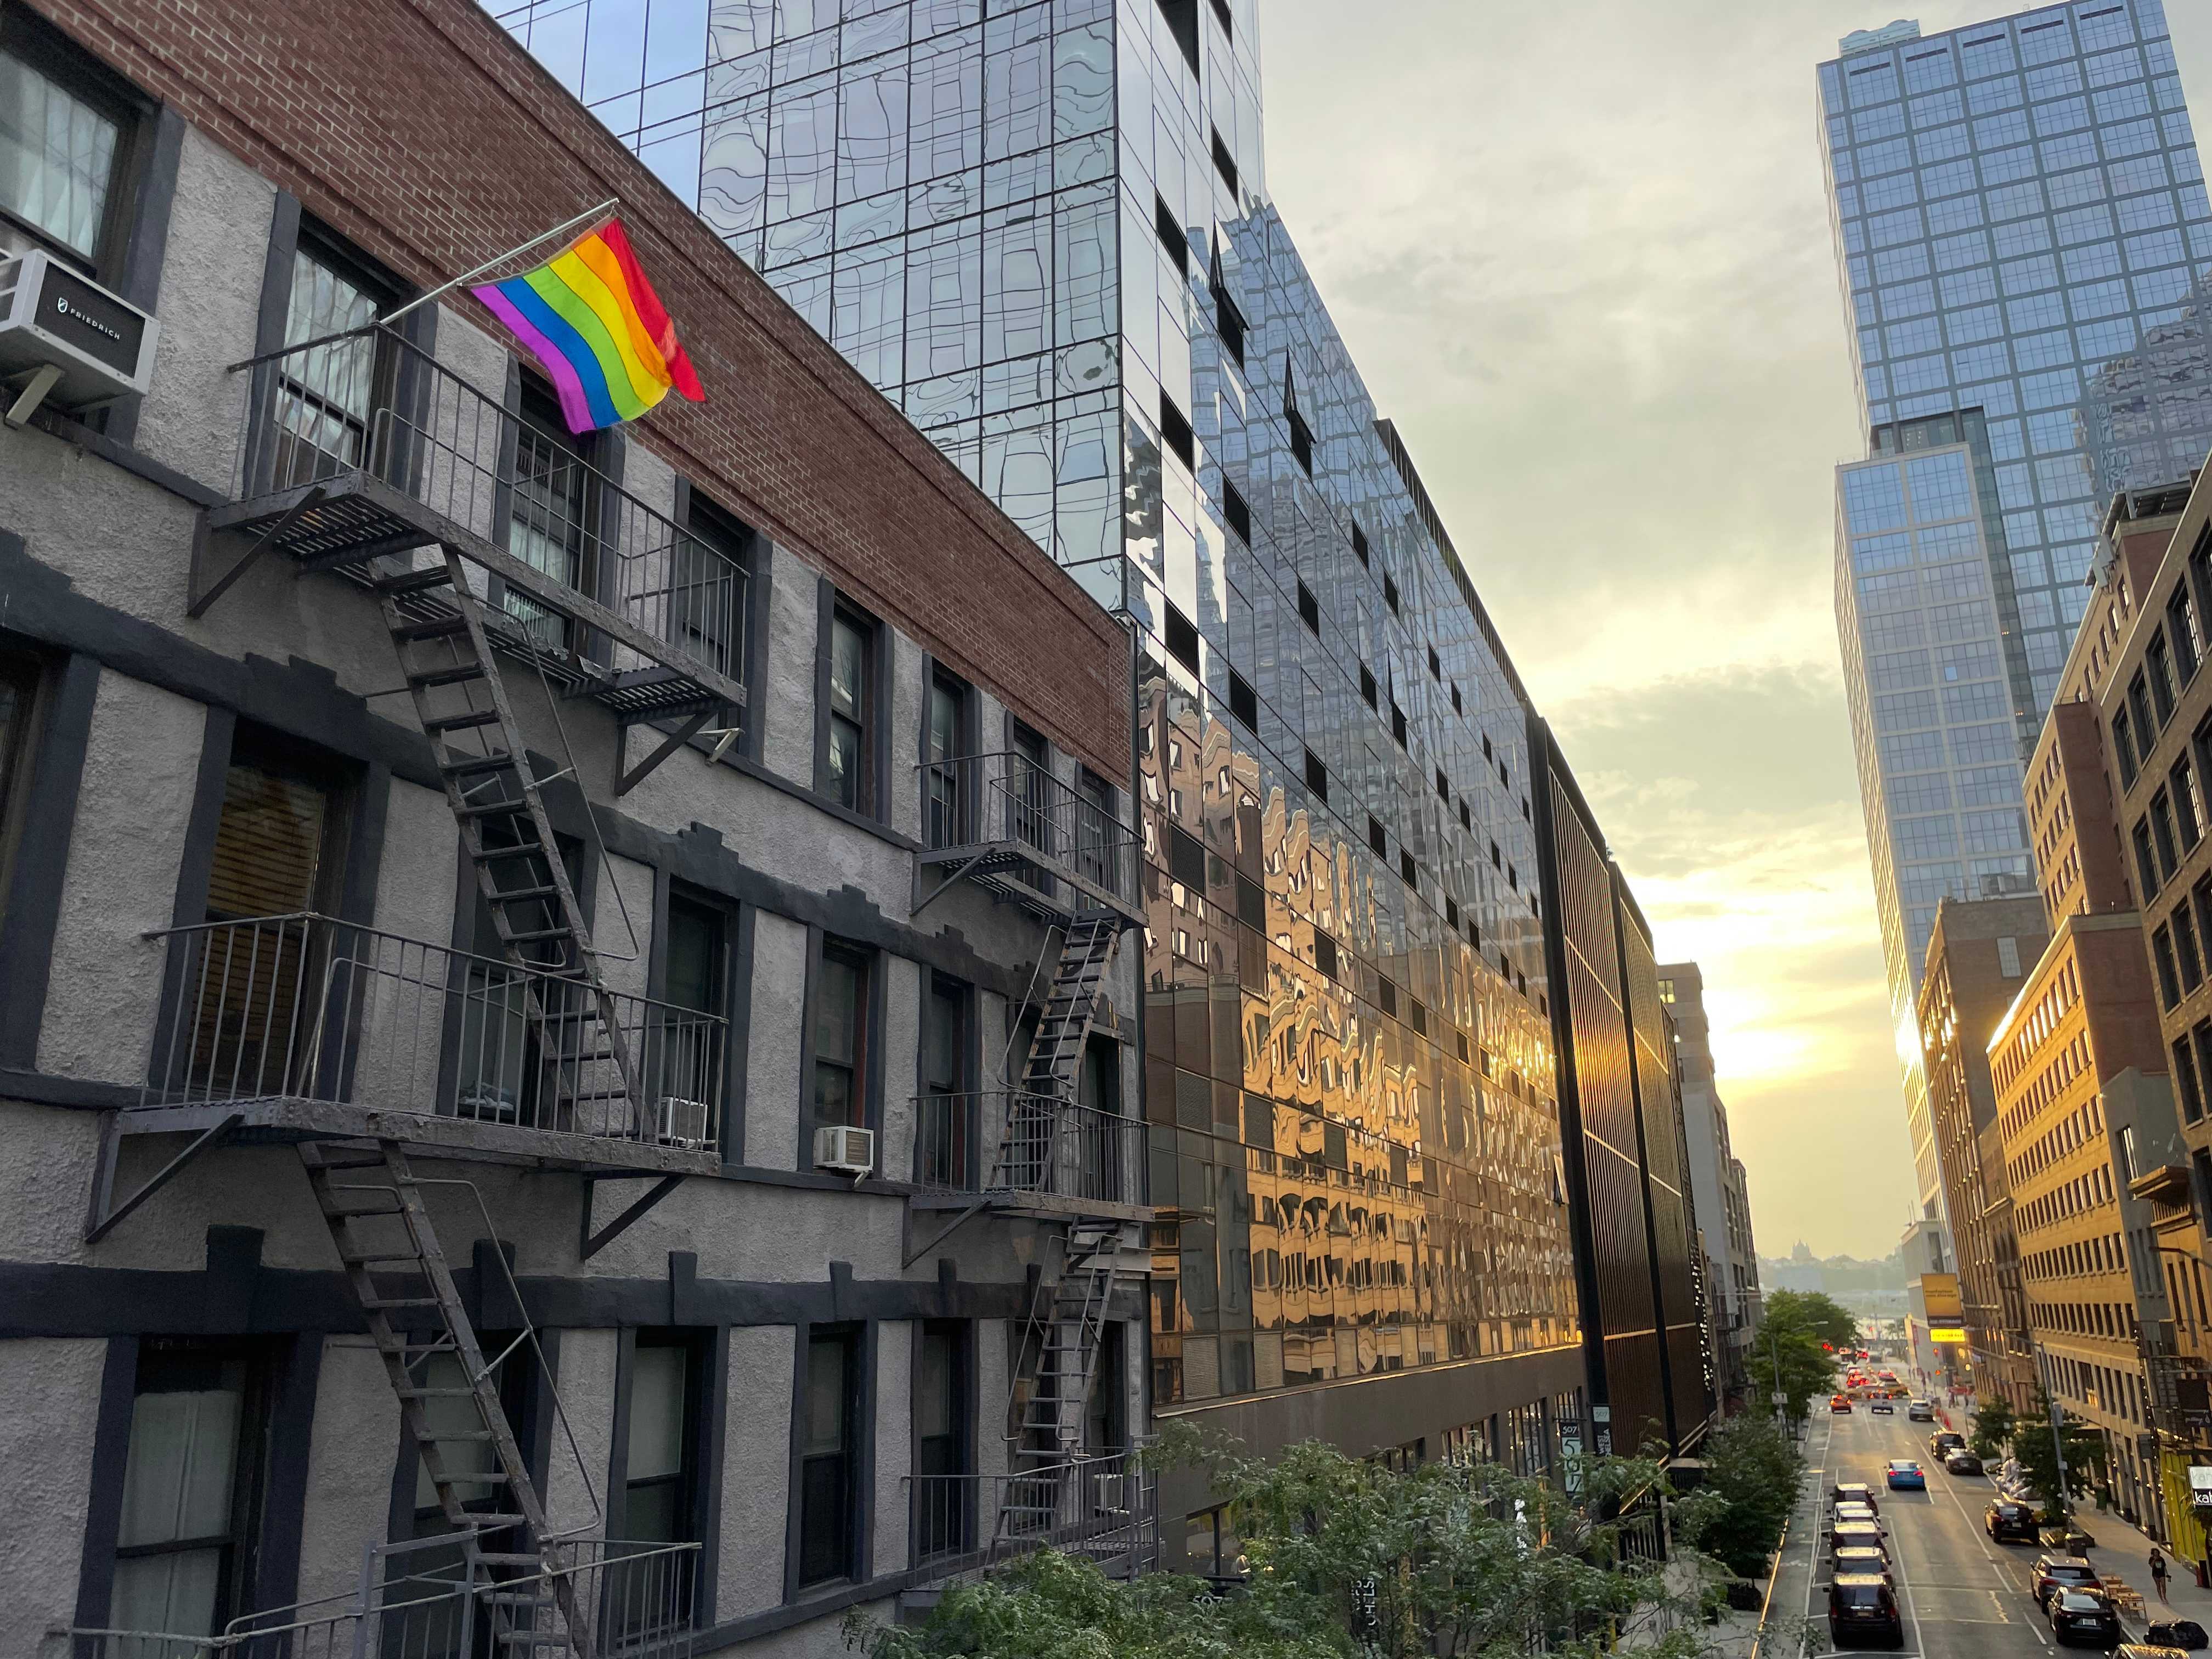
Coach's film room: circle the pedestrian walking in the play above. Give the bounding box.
[2151,1548,2171,1604]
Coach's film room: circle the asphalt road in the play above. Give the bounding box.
[1781,1404,2098,1659]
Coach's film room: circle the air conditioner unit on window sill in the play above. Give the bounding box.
[814,1124,875,1177]
[0,250,160,428]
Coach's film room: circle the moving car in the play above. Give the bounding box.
[1884,1459,1926,1491]
[1833,1546,1894,1583]
[1928,1431,1966,1460]
[1907,1400,1934,1421]
[2050,1588,2123,1649]
[1832,1393,1854,1413]
[1945,1449,1985,1476]
[1831,1481,1880,1514]
[1871,1399,1895,1415]
[1987,1500,2039,1543]
[1830,1576,1906,1649]
[2034,1556,2103,1612]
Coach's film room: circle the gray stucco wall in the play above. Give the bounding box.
[718,1324,793,1623]
[0,1337,108,1640]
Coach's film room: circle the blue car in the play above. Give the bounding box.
[1884,1459,1926,1491]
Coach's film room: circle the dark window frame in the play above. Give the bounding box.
[804,933,880,1150]
[789,1322,873,1594]
[650,877,746,1161]
[0,8,155,285]
[816,590,889,821]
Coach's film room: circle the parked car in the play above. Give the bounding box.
[2049,1588,2122,1649]
[1929,1431,1966,1460]
[1871,1399,1895,1415]
[1833,1546,1894,1583]
[1830,1576,1906,1649]
[1832,1393,1854,1413]
[1907,1401,1935,1421]
[1884,1459,1925,1491]
[2119,1646,2194,1659]
[1830,1522,1889,1562]
[2033,1556,2103,1612]
[1987,1500,2041,1544]
[2041,1522,2098,1553]
[1945,1450,1985,1476]
[1831,1481,1880,1513]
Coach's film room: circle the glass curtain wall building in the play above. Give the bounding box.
[1820,0,2205,1224]
[490,0,1711,1527]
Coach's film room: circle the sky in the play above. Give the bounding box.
[1257,1,2212,1260]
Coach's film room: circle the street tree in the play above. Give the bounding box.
[1695,1413,1805,1578]
[1765,1289,1860,1352]
[1746,1294,1844,1423]
[850,1440,1740,1659]
[1967,1396,2016,1460]
[2013,1385,2106,1519]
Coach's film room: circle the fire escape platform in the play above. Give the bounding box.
[116,1097,725,1175]
[207,472,747,722]
[904,1186,1152,1224]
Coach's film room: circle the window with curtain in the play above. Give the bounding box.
[798,1330,857,1586]
[272,242,382,487]
[0,43,121,266]
[110,1344,260,1638]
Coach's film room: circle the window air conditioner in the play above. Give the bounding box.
[813,1124,876,1176]
[1091,1471,1130,1514]
[0,250,160,427]
[656,1096,712,1149]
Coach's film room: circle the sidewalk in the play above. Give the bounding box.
[2067,1505,2212,1638]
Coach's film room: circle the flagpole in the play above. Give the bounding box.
[380,197,619,326]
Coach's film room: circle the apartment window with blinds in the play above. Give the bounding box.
[268,234,391,490]
[190,742,347,1097]
[109,1341,268,1638]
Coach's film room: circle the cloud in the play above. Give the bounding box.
[1257,2,2212,1255]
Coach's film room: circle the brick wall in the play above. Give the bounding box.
[24,0,1132,783]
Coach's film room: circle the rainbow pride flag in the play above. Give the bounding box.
[472,217,704,434]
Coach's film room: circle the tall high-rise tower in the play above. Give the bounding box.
[1820,2,2205,1227]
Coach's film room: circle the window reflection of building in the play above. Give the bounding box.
[1141,680,1579,1407]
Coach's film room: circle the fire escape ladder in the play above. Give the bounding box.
[382,546,638,1130]
[301,1141,597,1658]
[992,910,1119,1192]
[996,1222,1119,1551]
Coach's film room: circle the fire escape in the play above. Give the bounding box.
[903,749,1155,1587]
[75,324,736,1654]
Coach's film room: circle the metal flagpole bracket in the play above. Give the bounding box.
[381,199,620,328]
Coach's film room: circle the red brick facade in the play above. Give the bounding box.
[25,0,1131,781]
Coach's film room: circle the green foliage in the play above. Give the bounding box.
[1764,1290,1859,1352]
[849,1441,1743,1659]
[1692,1414,1804,1578]
[1968,1397,2016,1460]
[2013,1386,2106,1519]
[1745,1295,1844,1423]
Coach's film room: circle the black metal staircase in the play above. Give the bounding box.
[301,1141,595,1657]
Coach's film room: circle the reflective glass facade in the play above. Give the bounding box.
[1836,437,2032,1216]
[492,0,1626,1459]
[2078,272,2212,499]
[1821,0,2204,714]
[1820,1,2204,1224]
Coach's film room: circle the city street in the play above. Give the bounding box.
[1767,1408,2168,1659]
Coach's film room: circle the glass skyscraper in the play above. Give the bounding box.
[488,0,1713,1530]
[1820,1,2205,1225]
